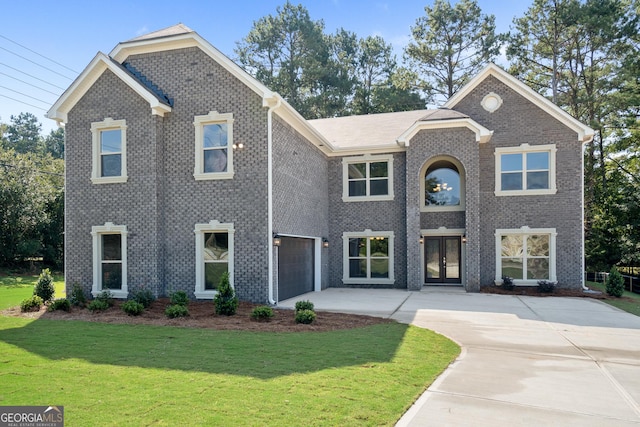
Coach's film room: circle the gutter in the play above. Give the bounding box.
[265,94,281,305]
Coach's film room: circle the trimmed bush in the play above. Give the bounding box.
[251,305,274,321]
[20,295,43,312]
[537,280,556,293]
[170,291,189,306]
[48,298,71,312]
[295,309,316,324]
[87,299,110,312]
[132,288,155,308]
[165,304,189,318]
[294,300,314,313]
[214,272,238,316]
[501,276,515,291]
[122,300,144,316]
[95,290,115,307]
[33,268,55,303]
[68,283,87,307]
[606,266,625,297]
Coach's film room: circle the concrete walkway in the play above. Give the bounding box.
[280,288,640,426]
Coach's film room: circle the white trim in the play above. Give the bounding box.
[194,220,235,299]
[494,226,557,285]
[420,228,466,285]
[91,118,128,184]
[419,156,465,212]
[494,143,557,196]
[91,222,128,298]
[193,111,234,180]
[342,229,395,285]
[444,63,594,143]
[342,154,394,202]
[481,92,503,113]
[397,118,493,146]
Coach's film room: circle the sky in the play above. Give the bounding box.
[0,0,532,134]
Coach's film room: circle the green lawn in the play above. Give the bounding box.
[0,272,65,310]
[586,281,640,317]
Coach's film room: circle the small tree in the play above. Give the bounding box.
[33,268,55,303]
[213,272,238,316]
[606,266,625,297]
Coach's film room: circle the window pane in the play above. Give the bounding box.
[501,235,523,257]
[369,162,388,178]
[100,129,121,153]
[527,235,549,256]
[101,154,121,177]
[349,259,367,278]
[204,232,229,260]
[370,179,388,196]
[102,263,122,289]
[203,123,228,148]
[205,262,227,290]
[348,180,366,197]
[501,153,522,172]
[204,149,228,173]
[501,172,522,191]
[425,167,460,206]
[102,234,122,260]
[348,163,366,179]
[426,239,440,279]
[502,258,523,279]
[348,238,366,257]
[527,258,549,280]
[370,237,388,256]
[526,152,549,170]
[370,258,389,278]
[527,171,549,189]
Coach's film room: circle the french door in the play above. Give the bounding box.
[424,236,461,284]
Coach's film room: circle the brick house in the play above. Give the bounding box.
[48,25,594,303]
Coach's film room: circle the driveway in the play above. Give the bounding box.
[280,288,640,426]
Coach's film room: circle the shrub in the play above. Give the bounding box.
[537,280,556,293]
[132,288,155,308]
[295,309,316,324]
[122,300,144,316]
[87,299,110,312]
[214,272,238,316]
[48,298,71,312]
[95,290,115,307]
[501,276,515,291]
[33,268,55,303]
[294,300,314,313]
[251,305,274,321]
[20,295,43,312]
[68,283,87,307]
[170,291,189,306]
[606,266,625,297]
[165,304,189,318]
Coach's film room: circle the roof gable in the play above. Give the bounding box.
[444,63,594,143]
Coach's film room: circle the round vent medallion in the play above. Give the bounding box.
[481,92,502,112]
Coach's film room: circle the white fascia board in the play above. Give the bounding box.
[397,118,493,147]
[46,52,172,124]
[444,63,594,143]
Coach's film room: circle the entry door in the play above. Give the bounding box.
[425,236,461,284]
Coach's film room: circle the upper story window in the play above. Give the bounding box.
[194,111,234,180]
[342,154,394,202]
[495,143,557,196]
[420,156,465,212]
[91,118,127,184]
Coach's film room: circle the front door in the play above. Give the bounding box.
[425,236,461,284]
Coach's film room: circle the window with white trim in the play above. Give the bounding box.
[495,144,556,196]
[420,156,465,211]
[91,118,127,184]
[342,154,394,201]
[194,111,234,180]
[194,220,234,299]
[495,227,557,284]
[342,230,395,284]
[91,222,128,298]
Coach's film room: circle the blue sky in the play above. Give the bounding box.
[0,0,532,134]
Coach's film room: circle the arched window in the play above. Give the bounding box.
[421,158,465,211]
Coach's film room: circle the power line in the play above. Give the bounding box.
[0,62,67,90]
[0,85,52,106]
[0,161,63,177]
[0,93,47,111]
[0,71,61,96]
[0,46,75,80]
[0,34,80,75]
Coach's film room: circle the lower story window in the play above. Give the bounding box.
[195,221,234,299]
[91,222,128,298]
[495,227,556,283]
[342,230,395,284]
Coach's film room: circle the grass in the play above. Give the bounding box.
[0,271,65,310]
[586,281,640,317]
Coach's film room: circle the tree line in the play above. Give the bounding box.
[1,0,638,273]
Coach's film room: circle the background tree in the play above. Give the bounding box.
[405,0,503,104]
[44,127,65,159]
[2,112,44,154]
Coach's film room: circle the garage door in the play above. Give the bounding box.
[278,237,314,301]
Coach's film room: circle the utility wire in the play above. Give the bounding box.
[0,71,61,96]
[0,62,67,90]
[0,46,74,80]
[0,85,51,106]
[0,34,80,75]
[0,162,64,177]
[0,93,47,111]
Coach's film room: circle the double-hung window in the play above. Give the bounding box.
[342,154,394,201]
[495,144,556,196]
[194,220,235,299]
[342,230,395,284]
[495,227,556,284]
[91,118,127,184]
[91,222,128,298]
[194,111,234,180]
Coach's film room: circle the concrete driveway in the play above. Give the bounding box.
[280,287,640,426]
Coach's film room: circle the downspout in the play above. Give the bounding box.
[266,95,281,305]
[581,138,590,291]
